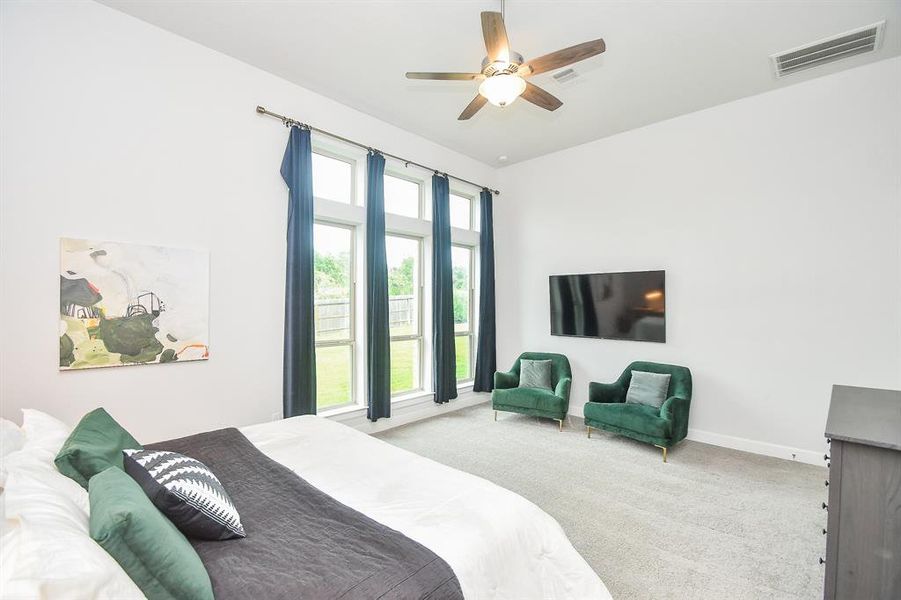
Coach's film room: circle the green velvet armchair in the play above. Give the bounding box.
[584,361,692,462]
[492,352,572,431]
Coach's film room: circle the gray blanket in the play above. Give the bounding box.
[147,428,463,600]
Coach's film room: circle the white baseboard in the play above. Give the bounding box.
[325,389,491,434]
[687,427,826,466]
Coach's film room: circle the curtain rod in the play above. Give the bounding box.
[256,106,500,195]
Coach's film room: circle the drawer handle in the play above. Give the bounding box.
[822,502,828,510]
[824,480,829,487]
[819,557,825,565]
[824,454,830,461]
[822,528,827,535]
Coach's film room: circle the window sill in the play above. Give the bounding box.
[318,383,478,419]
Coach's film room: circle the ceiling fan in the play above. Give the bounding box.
[405,5,606,120]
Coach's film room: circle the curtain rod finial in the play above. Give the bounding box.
[256,106,266,114]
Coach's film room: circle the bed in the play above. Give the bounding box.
[1,410,611,599]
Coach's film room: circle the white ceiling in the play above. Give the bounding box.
[101,0,901,166]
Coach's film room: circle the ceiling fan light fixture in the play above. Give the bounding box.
[478,74,526,107]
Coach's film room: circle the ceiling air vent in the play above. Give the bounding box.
[552,68,578,83]
[771,21,885,77]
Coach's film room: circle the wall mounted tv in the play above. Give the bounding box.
[549,270,666,343]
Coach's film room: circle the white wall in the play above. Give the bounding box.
[0,0,494,441]
[496,57,901,461]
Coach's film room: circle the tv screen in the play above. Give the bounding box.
[549,270,666,342]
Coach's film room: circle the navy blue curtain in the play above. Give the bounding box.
[473,189,496,392]
[432,174,457,404]
[366,152,391,421]
[280,126,317,417]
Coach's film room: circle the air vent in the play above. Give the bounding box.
[552,68,578,83]
[771,21,885,77]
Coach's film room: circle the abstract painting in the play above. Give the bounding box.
[59,238,209,370]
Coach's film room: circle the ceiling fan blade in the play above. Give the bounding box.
[524,39,606,76]
[521,81,563,111]
[458,95,488,120]
[481,11,510,62]
[406,72,482,81]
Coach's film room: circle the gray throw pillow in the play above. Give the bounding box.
[625,371,671,409]
[518,359,553,391]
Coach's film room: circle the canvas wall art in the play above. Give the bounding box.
[59,238,209,370]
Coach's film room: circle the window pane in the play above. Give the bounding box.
[312,153,352,204]
[384,174,420,218]
[386,236,420,337]
[316,344,352,409]
[390,339,421,395]
[449,194,471,229]
[455,335,471,380]
[314,224,352,341]
[452,246,471,333]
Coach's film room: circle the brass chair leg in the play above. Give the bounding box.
[587,425,592,439]
[494,410,497,421]
[557,419,563,432]
[655,445,668,463]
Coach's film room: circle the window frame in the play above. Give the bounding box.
[386,232,425,398]
[452,242,476,383]
[313,219,357,411]
[310,147,357,207]
[383,169,424,220]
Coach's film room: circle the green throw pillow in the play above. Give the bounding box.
[89,467,214,600]
[625,371,672,409]
[55,408,142,489]
[519,359,553,390]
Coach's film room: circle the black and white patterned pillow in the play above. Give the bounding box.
[123,449,245,540]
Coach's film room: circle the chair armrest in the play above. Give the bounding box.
[555,377,572,401]
[588,381,625,404]
[494,370,518,390]
[659,395,687,420]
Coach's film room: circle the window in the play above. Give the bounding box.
[312,152,353,204]
[452,245,474,381]
[384,174,420,218]
[386,235,423,395]
[449,193,472,229]
[313,223,355,409]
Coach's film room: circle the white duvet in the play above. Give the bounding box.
[241,416,610,599]
[2,412,610,599]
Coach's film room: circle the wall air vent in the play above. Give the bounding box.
[771,21,885,77]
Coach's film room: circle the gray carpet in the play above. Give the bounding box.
[376,404,827,600]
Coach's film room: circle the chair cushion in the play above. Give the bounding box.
[584,401,671,439]
[493,387,564,414]
[518,359,553,390]
[625,371,671,409]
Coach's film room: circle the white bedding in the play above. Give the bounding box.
[241,416,611,599]
[2,412,610,599]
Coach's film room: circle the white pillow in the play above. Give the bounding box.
[1,410,144,599]
[1,418,25,458]
[21,409,72,454]
[1,418,26,492]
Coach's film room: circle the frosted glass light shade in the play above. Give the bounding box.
[478,74,526,107]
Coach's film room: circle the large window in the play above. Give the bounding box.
[312,152,353,204]
[386,235,423,395]
[452,245,474,382]
[313,223,355,409]
[384,174,421,218]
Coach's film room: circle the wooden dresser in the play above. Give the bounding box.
[822,385,901,600]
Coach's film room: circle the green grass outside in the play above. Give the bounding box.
[315,334,472,410]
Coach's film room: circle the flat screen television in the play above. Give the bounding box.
[549,270,666,342]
